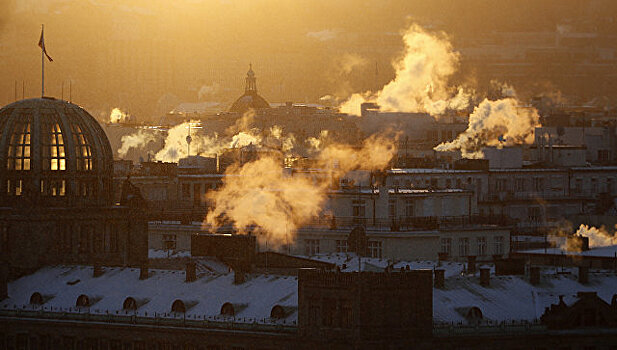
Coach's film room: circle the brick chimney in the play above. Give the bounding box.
[529,266,541,285]
[93,265,104,278]
[434,269,445,288]
[139,264,149,280]
[467,256,477,274]
[234,268,246,284]
[578,266,589,284]
[0,264,7,300]
[185,261,196,283]
[480,267,490,287]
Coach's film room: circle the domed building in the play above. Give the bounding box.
[229,64,270,113]
[0,98,147,277]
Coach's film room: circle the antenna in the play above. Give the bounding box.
[62,81,64,100]
[69,80,72,103]
[186,122,192,157]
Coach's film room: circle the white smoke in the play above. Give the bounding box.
[575,224,617,248]
[109,108,128,123]
[339,24,469,116]
[434,98,540,158]
[118,129,157,158]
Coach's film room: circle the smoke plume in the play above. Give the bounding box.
[109,108,128,123]
[204,135,397,246]
[339,24,469,116]
[574,224,617,249]
[118,129,157,158]
[433,98,540,158]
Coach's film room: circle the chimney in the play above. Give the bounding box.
[139,264,149,280]
[0,263,7,300]
[530,266,541,285]
[234,269,246,284]
[434,269,445,288]
[480,267,490,287]
[93,265,104,278]
[467,256,477,274]
[578,266,589,284]
[185,261,196,283]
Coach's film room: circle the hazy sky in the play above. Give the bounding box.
[1,0,615,120]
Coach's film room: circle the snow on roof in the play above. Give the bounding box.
[4,265,298,325]
[521,245,617,258]
[5,258,617,326]
[434,270,617,324]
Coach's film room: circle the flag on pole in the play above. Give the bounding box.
[38,26,53,62]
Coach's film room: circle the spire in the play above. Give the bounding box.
[245,63,257,93]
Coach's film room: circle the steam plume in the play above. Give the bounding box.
[574,224,617,249]
[433,98,540,158]
[204,135,396,246]
[109,108,128,123]
[339,24,469,116]
[118,129,157,158]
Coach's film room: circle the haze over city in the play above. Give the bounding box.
[2,1,617,349]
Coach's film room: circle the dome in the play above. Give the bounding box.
[229,64,270,113]
[0,97,113,207]
[229,91,270,113]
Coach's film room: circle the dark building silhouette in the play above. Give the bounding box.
[0,98,147,277]
[229,65,271,114]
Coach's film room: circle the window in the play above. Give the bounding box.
[182,183,190,199]
[477,237,487,256]
[440,238,451,255]
[405,199,414,217]
[352,200,365,217]
[515,178,525,192]
[71,124,93,170]
[496,179,507,191]
[322,298,335,326]
[163,234,176,250]
[43,123,66,171]
[574,178,583,193]
[7,121,31,170]
[336,239,348,253]
[459,238,469,257]
[388,199,397,218]
[367,241,382,258]
[598,149,610,162]
[305,239,320,256]
[528,207,542,223]
[341,302,353,328]
[494,236,504,255]
[193,183,202,206]
[533,177,544,192]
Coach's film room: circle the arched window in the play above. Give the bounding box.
[270,305,285,319]
[7,120,31,171]
[71,124,93,171]
[465,307,483,323]
[46,123,66,171]
[123,297,137,311]
[220,302,235,316]
[171,299,186,313]
[30,292,44,305]
[76,294,90,307]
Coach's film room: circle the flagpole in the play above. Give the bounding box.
[41,24,45,97]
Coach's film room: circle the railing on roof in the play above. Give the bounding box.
[433,319,547,336]
[302,215,512,232]
[0,308,297,334]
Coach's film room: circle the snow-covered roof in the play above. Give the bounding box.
[4,265,298,326]
[4,258,617,327]
[521,245,617,258]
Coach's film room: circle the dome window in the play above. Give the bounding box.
[7,121,31,171]
[71,124,93,171]
[42,121,66,171]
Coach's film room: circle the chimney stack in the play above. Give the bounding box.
[234,268,246,284]
[467,256,477,274]
[530,266,541,285]
[93,265,104,278]
[434,269,445,288]
[578,266,589,284]
[0,264,7,300]
[139,264,149,280]
[480,267,490,287]
[185,261,196,283]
